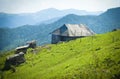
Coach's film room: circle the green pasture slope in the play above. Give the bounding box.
[0,30,120,79]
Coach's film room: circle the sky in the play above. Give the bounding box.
[0,0,120,13]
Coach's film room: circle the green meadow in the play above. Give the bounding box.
[0,30,120,79]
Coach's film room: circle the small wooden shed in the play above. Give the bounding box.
[3,52,25,70]
[15,45,29,54]
[15,40,36,54]
[51,24,95,44]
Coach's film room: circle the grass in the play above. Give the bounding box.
[0,30,120,79]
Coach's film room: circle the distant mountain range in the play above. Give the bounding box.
[0,8,103,28]
[0,7,120,51]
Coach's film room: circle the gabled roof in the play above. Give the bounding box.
[52,24,95,37]
[26,40,36,44]
[15,45,29,50]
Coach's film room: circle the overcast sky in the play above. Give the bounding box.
[0,0,120,13]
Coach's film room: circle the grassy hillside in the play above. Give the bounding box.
[0,30,120,79]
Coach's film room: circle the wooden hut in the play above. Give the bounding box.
[51,24,95,44]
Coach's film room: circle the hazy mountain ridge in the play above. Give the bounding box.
[0,8,103,28]
[0,7,120,51]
